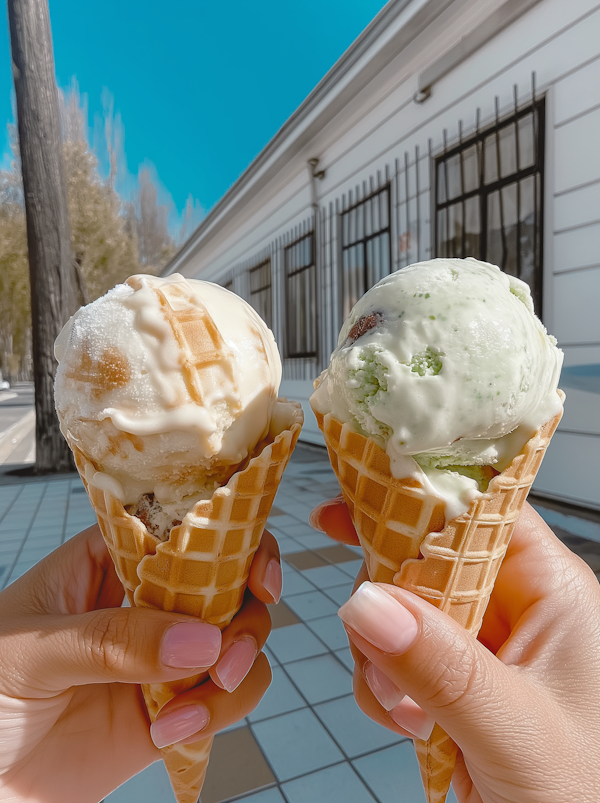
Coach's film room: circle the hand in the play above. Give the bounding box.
[312,498,600,803]
[0,524,280,803]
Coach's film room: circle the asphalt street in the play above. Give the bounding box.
[0,383,35,466]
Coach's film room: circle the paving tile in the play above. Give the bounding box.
[301,564,352,589]
[282,522,320,538]
[335,648,355,672]
[315,545,362,564]
[201,726,275,803]
[284,590,339,621]
[105,759,175,802]
[323,583,354,606]
[337,559,365,579]
[282,762,376,803]
[283,551,327,571]
[266,623,327,664]
[307,614,349,652]
[251,709,344,782]
[284,654,352,704]
[247,666,307,723]
[268,602,301,629]
[230,788,285,803]
[291,532,336,550]
[353,742,461,803]
[276,537,306,555]
[315,695,402,758]
[263,645,279,667]
[280,570,316,597]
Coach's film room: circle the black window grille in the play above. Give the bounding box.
[435,98,545,312]
[222,278,233,292]
[284,231,317,358]
[249,259,272,329]
[341,185,391,320]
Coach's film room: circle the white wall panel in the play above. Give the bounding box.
[534,430,600,509]
[554,107,600,194]
[553,221,600,272]
[554,181,600,231]
[553,266,600,344]
[559,387,600,434]
[554,54,600,125]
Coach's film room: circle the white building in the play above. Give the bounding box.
[165,0,600,512]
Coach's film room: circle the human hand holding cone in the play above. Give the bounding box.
[310,258,564,802]
[54,273,303,802]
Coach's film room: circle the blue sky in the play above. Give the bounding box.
[0,0,388,219]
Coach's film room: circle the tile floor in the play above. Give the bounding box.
[1,443,598,802]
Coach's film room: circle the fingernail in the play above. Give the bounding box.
[338,582,418,654]
[214,636,257,692]
[263,559,282,603]
[151,704,209,748]
[364,661,404,711]
[390,696,435,740]
[308,495,343,532]
[161,622,222,668]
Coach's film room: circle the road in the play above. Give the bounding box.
[0,383,35,465]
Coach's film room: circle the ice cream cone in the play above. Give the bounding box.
[312,395,563,803]
[68,400,302,803]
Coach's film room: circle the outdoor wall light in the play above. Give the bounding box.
[308,158,326,180]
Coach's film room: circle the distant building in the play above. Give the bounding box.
[164,0,600,512]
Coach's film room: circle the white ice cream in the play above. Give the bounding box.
[311,258,563,518]
[55,273,282,507]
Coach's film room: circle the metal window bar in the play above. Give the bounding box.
[284,229,317,359]
[340,183,392,321]
[248,258,273,329]
[434,77,545,313]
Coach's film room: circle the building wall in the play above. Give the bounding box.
[171,0,600,510]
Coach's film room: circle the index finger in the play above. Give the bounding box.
[309,495,360,546]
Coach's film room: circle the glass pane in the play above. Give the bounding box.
[380,190,389,229]
[462,144,480,194]
[499,123,517,179]
[519,175,537,293]
[484,134,498,184]
[437,210,448,258]
[437,161,447,204]
[464,196,481,258]
[343,245,364,320]
[487,184,517,273]
[518,113,535,171]
[444,153,462,201]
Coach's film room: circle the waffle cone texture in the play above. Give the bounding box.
[312,396,563,803]
[68,401,302,803]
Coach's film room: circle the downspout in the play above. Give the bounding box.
[307,158,325,372]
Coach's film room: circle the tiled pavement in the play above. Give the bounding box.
[1,444,599,803]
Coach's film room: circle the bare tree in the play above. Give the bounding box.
[8,0,80,472]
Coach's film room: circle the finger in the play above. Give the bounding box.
[209,592,271,692]
[248,529,281,604]
[150,652,272,748]
[309,495,360,545]
[337,581,555,758]
[0,608,224,695]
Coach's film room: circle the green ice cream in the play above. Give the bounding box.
[311,258,563,518]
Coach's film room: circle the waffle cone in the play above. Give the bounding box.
[68,400,302,803]
[312,396,563,803]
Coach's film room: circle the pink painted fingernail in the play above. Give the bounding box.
[338,582,419,654]
[390,696,435,740]
[263,559,282,603]
[214,637,257,692]
[151,704,209,748]
[160,622,222,668]
[364,661,404,711]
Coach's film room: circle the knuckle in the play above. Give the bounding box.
[81,609,132,673]
[416,630,483,715]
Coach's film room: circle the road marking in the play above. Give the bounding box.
[0,410,35,464]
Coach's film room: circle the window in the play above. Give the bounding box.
[248,259,272,329]
[341,185,391,320]
[222,277,233,292]
[435,99,545,311]
[284,231,317,358]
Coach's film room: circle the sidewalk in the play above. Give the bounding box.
[1,443,598,803]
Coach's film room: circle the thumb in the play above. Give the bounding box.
[338,582,537,752]
[1,608,222,695]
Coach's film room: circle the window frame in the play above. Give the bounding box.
[248,258,273,329]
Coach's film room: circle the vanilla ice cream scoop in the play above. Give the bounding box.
[311,258,563,517]
[55,274,282,508]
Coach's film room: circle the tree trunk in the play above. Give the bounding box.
[7,0,79,472]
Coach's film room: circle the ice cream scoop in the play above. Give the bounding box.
[311,257,563,517]
[55,273,282,517]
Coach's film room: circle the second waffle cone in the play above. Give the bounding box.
[313,398,563,803]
